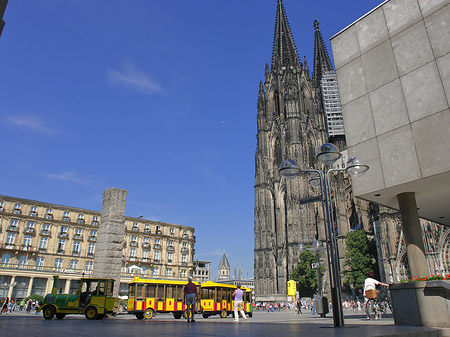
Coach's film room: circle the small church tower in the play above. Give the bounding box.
[218,253,230,280]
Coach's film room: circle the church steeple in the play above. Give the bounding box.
[312,19,333,88]
[271,0,301,73]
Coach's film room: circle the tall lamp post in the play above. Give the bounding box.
[279,143,369,328]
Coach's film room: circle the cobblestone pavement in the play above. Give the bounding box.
[0,309,447,337]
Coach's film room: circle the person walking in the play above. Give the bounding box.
[232,284,247,322]
[1,297,9,314]
[364,270,388,320]
[184,277,197,323]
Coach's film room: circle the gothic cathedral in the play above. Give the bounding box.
[254,0,450,301]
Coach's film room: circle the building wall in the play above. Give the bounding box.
[0,195,196,299]
[330,0,450,225]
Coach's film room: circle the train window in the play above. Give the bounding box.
[136,284,144,300]
[156,284,165,301]
[166,285,174,298]
[178,286,184,301]
[146,285,156,298]
[128,284,136,297]
[107,281,114,296]
[201,288,213,300]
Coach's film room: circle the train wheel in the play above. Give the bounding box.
[56,313,66,319]
[144,309,154,319]
[173,313,182,319]
[135,312,144,320]
[43,306,55,320]
[85,306,98,320]
[220,309,227,318]
[202,313,210,319]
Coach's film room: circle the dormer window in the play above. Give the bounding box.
[132,222,139,232]
[29,206,38,217]
[14,203,21,215]
[77,214,85,224]
[45,208,53,219]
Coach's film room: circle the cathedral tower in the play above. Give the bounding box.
[254,0,327,300]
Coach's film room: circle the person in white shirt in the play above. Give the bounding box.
[364,271,388,319]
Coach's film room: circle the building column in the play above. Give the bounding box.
[64,279,71,293]
[7,276,15,298]
[93,188,127,297]
[397,192,429,277]
[27,277,34,297]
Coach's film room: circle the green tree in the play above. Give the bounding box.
[290,250,319,297]
[342,229,378,291]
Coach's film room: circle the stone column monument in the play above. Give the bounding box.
[93,187,127,297]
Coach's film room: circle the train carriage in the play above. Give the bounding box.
[199,281,252,318]
[127,277,199,319]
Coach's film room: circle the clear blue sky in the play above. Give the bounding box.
[0,0,382,280]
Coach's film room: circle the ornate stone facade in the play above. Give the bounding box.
[254,1,450,301]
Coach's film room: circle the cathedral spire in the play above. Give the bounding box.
[312,19,334,88]
[271,0,301,72]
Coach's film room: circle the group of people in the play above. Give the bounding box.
[183,277,248,323]
[1,297,40,315]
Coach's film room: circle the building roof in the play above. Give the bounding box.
[218,253,230,269]
[271,0,301,72]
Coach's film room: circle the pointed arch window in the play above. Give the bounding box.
[274,138,282,167]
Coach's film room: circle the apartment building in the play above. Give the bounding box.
[0,195,196,299]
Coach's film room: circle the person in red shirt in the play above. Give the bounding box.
[184,277,197,322]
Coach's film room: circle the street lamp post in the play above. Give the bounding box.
[279,143,369,328]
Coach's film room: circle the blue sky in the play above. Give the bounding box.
[0,0,382,280]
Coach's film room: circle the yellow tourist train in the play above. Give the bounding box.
[127,277,252,320]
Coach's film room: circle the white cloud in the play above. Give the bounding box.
[107,63,162,95]
[6,115,59,134]
[42,171,96,188]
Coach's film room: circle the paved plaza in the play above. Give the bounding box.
[0,309,448,337]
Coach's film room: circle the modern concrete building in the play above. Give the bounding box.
[193,260,211,284]
[331,0,450,276]
[0,195,196,299]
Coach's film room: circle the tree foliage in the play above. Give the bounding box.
[290,250,320,298]
[342,229,378,290]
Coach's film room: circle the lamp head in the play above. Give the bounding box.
[308,172,321,190]
[278,159,301,178]
[297,243,306,253]
[346,157,369,177]
[316,143,341,165]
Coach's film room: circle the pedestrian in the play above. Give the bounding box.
[364,270,388,320]
[1,297,9,314]
[35,301,40,315]
[232,284,247,322]
[26,299,32,313]
[184,277,197,323]
[295,298,302,315]
[8,298,14,314]
[19,299,25,311]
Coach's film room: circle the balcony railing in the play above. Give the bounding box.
[167,246,174,251]
[154,244,161,249]
[7,226,19,232]
[41,230,50,236]
[25,228,35,235]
